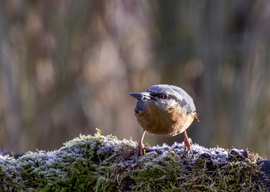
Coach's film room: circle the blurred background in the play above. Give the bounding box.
[0,0,270,157]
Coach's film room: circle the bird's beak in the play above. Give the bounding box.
[130,92,153,100]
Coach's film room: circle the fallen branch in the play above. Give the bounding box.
[0,129,269,191]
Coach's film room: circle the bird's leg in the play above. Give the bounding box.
[136,130,146,157]
[183,131,191,152]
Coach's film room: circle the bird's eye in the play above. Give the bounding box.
[162,94,168,99]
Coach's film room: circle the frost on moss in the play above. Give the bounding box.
[0,129,268,191]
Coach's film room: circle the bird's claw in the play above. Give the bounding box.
[134,143,145,160]
[183,131,192,153]
[184,137,191,152]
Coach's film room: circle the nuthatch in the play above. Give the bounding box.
[130,84,198,155]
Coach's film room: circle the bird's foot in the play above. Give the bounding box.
[134,142,145,161]
[134,130,146,161]
[184,137,192,153]
[183,131,192,153]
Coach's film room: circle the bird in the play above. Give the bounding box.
[130,84,198,155]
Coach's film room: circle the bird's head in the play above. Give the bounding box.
[130,84,196,115]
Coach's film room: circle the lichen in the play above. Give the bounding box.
[0,129,267,191]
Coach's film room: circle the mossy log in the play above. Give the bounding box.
[0,129,269,191]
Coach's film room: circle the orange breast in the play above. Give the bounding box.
[135,102,195,136]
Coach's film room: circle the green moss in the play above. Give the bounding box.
[0,129,267,191]
[125,150,265,192]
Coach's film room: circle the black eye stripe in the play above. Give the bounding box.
[150,92,163,98]
[149,91,193,113]
[150,92,175,100]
